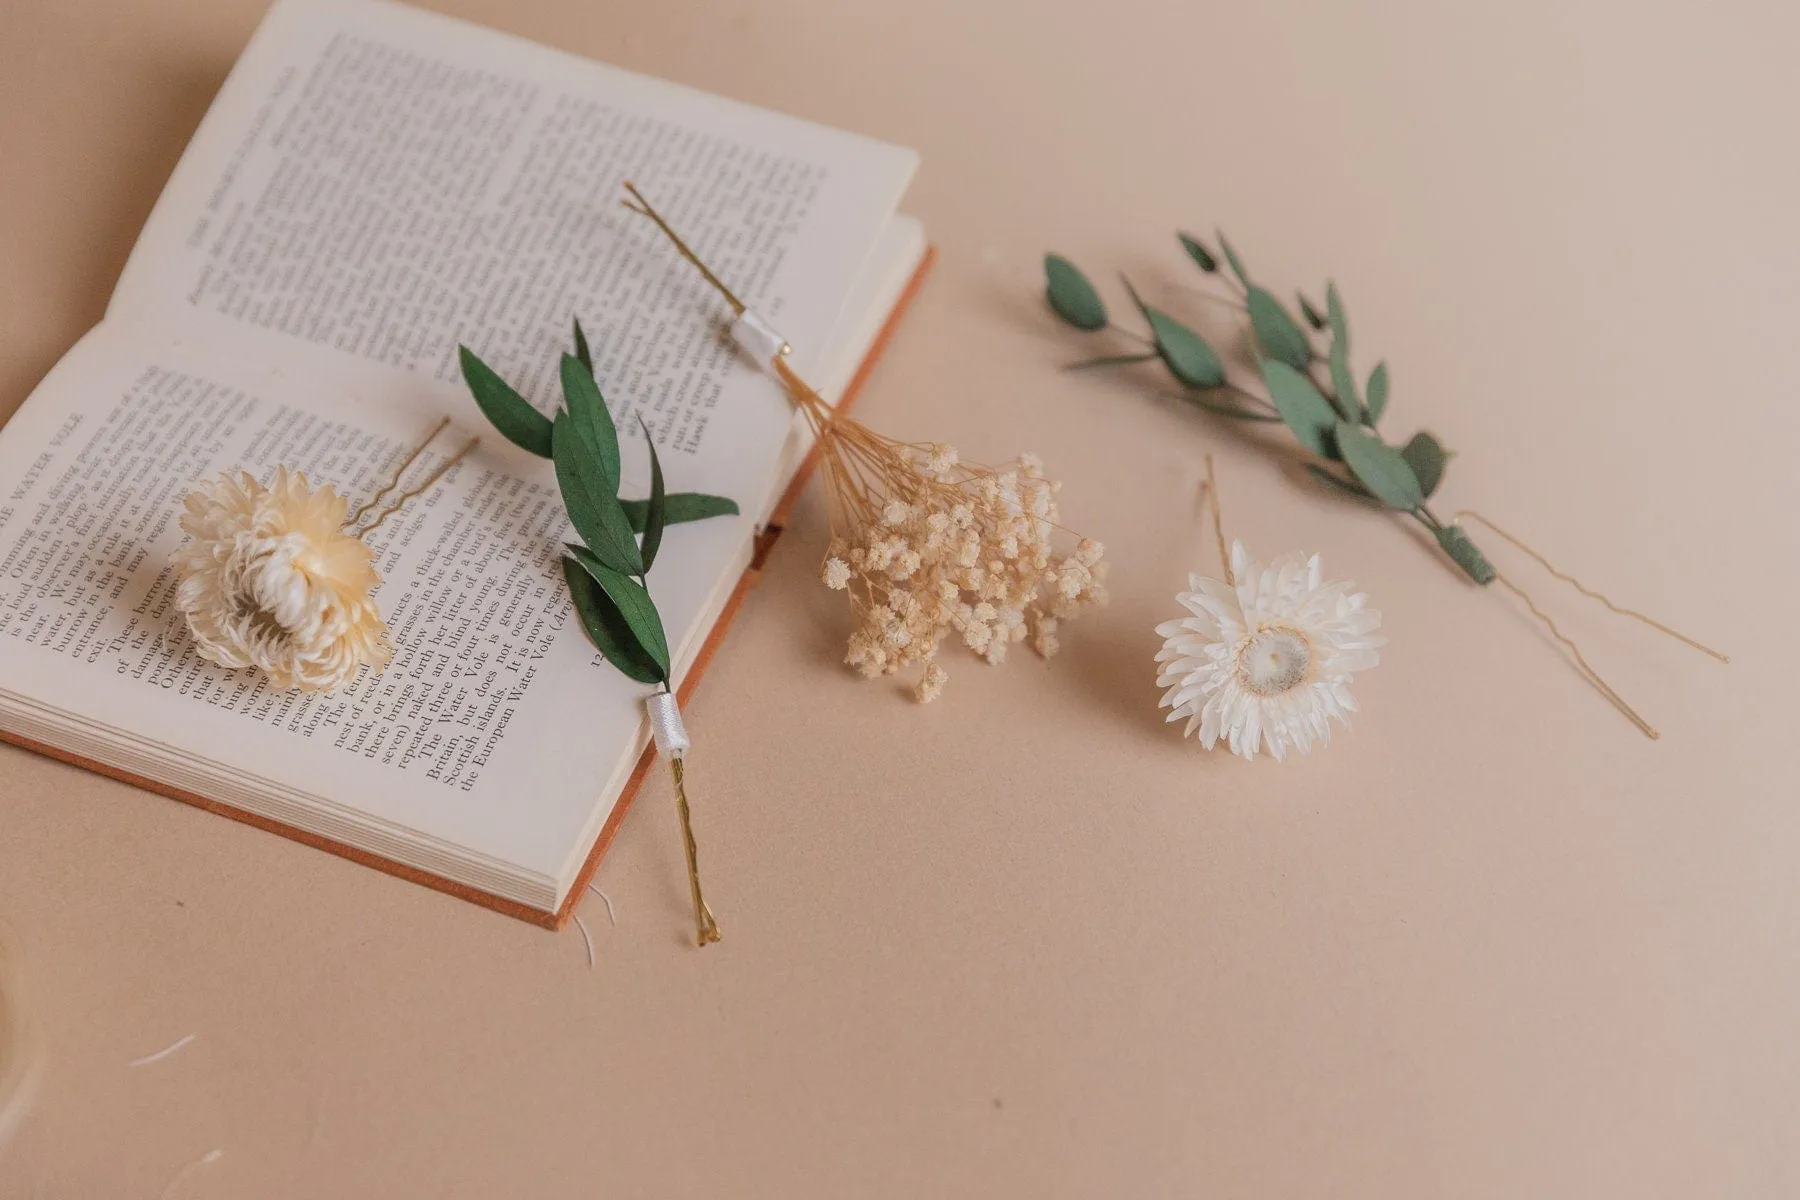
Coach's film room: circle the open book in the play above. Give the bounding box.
[0,0,928,926]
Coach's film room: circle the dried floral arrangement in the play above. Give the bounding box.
[174,422,478,692]
[1045,234,1725,737]
[1156,458,1384,761]
[624,184,1107,702]
[459,330,739,946]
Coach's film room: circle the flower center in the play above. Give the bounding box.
[1237,625,1312,696]
[236,595,293,648]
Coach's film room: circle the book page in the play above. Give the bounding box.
[0,326,738,897]
[109,0,916,514]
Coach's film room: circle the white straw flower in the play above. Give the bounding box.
[1155,541,1383,761]
[173,468,391,692]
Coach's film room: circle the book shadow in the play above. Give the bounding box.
[0,56,231,419]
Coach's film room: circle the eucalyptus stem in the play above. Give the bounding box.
[1220,382,1278,414]
[1182,287,1249,314]
[1108,323,1156,348]
[1064,352,1158,372]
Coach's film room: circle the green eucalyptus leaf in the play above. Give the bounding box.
[638,419,668,573]
[1261,361,1340,457]
[573,317,593,375]
[460,346,552,458]
[562,554,665,684]
[1298,293,1327,330]
[621,492,739,532]
[1147,311,1226,388]
[552,410,642,576]
[1327,336,1361,421]
[1305,463,1380,503]
[1045,255,1108,331]
[1122,277,1224,388]
[1400,430,1450,498]
[1247,287,1311,370]
[1326,281,1349,351]
[564,548,669,682]
[1216,230,1250,286]
[1178,232,1218,273]
[1435,525,1496,585]
[560,353,620,487]
[1365,361,1390,424]
[1336,422,1424,510]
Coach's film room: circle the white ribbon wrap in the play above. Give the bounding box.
[729,308,789,370]
[645,692,691,759]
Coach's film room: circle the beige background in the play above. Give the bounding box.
[2,0,1797,1195]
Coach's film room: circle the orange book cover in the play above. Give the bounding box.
[1,248,935,930]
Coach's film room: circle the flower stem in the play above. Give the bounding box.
[1215,382,1282,419]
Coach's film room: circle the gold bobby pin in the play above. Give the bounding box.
[1449,509,1728,740]
[346,418,479,539]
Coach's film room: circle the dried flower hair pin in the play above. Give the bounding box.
[624,184,1107,702]
[173,418,476,693]
[1048,236,1727,738]
[457,328,740,947]
[1157,457,1384,760]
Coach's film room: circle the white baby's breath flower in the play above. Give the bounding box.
[173,468,391,692]
[914,662,948,703]
[1155,541,1383,761]
[822,556,851,590]
[923,444,959,479]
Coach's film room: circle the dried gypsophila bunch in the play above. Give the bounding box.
[818,441,1107,701]
[1045,235,1727,738]
[172,421,474,693]
[621,183,1106,702]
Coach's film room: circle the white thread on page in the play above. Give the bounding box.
[128,1033,196,1067]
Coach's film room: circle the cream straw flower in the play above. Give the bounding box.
[173,467,391,692]
[1155,540,1383,761]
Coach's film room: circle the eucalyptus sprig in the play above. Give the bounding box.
[459,320,738,945]
[459,321,739,686]
[1046,238,1494,584]
[1045,236,1728,738]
